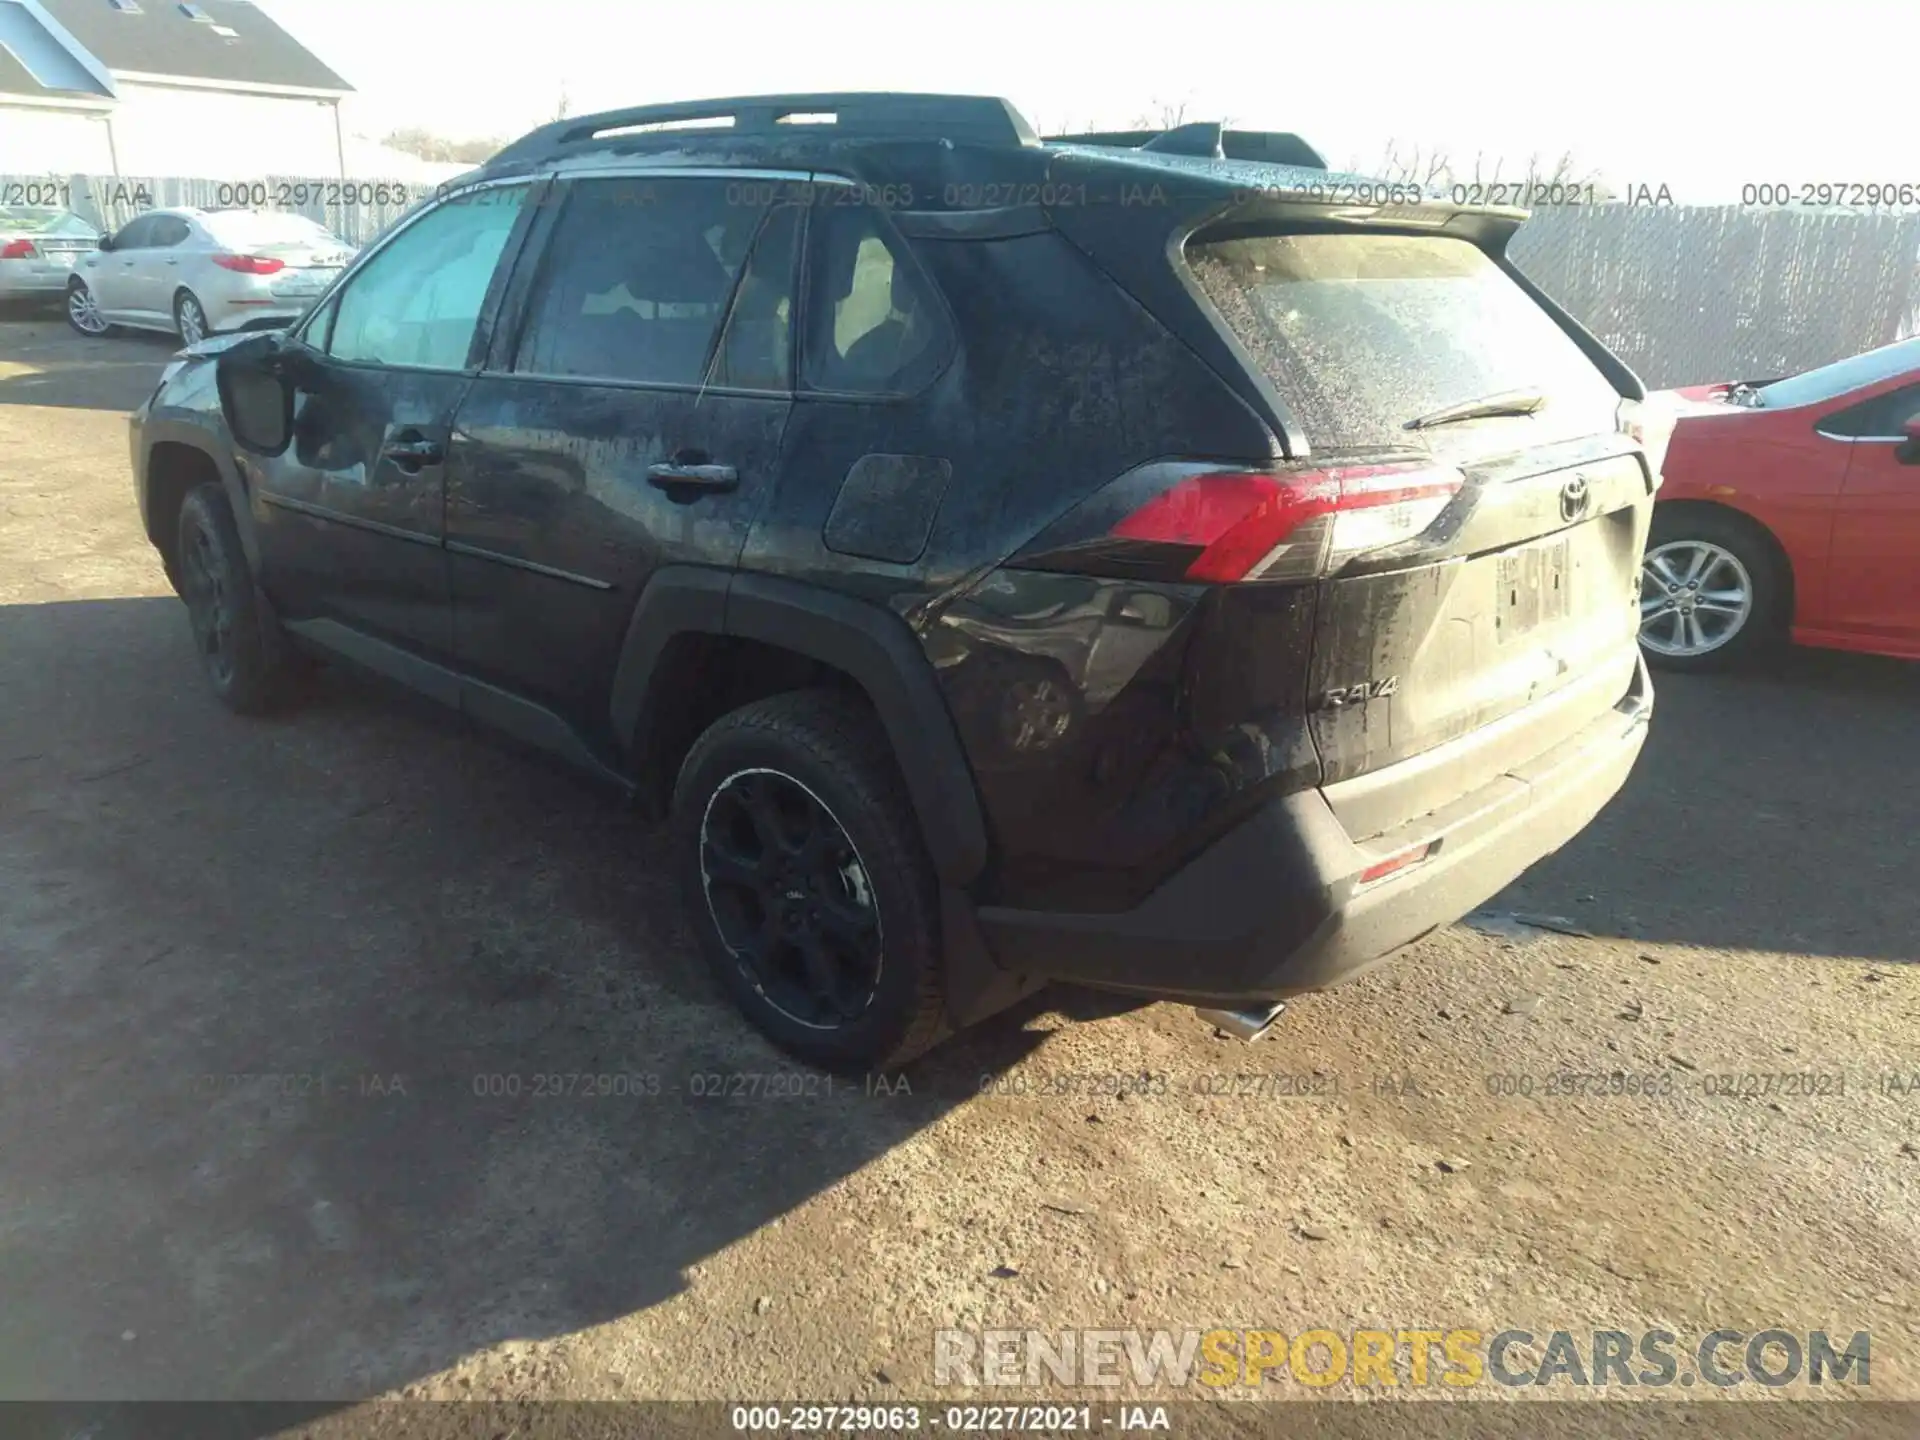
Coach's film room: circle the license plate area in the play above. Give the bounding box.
[1496,536,1571,643]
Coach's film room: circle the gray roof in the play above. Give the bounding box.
[0,0,114,98]
[35,0,350,93]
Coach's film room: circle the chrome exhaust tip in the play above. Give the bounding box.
[1195,1002,1286,1042]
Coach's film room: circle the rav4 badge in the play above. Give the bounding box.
[1318,677,1400,709]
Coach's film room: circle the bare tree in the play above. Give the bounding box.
[382,128,507,166]
[1363,140,1453,190]
[1028,99,1235,141]
[1357,141,1614,200]
[1127,99,1190,131]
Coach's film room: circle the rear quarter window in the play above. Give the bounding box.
[1186,229,1619,456]
[801,205,950,395]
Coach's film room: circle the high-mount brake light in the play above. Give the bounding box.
[1110,461,1464,582]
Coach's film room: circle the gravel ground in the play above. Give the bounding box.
[1,314,1915,1430]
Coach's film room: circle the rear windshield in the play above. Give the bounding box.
[0,207,93,236]
[1186,230,1619,454]
[204,211,344,249]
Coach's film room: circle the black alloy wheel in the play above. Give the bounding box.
[698,767,883,1028]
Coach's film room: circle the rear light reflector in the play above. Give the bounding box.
[1618,395,1677,483]
[1111,461,1463,582]
[1358,841,1436,886]
[212,253,286,275]
[0,239,37,260]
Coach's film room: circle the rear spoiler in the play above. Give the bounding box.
[1044,123,1327,170]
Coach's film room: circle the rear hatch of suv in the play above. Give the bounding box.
[1182,222,1653,838]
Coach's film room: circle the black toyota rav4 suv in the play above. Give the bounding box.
[131,93,1663,1069]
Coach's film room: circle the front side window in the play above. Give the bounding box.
[802,205,947,394]
[328,185,529,370]
[112,215,156,250]
[512,177,777,386]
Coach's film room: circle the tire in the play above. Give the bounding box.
[1639,507,1785,672]
[174,290,210,346]
[671,689,950,1072]
[66,278,113,337]
[175,483,299,714]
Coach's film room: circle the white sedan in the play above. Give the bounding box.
[67,208,356,343]
[0,207,102,300]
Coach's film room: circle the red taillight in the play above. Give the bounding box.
[0,239,37,260]
[1110,461,1463,582]
[213,253,286,275]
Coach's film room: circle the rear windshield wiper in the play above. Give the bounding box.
[1404,388,1547,431]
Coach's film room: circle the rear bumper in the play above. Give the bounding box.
[0,268,73,296]
[976,655,1652,1003]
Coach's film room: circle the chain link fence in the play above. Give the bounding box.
[8,172,438,248]
[10,173,1920,386]
[1510,206,1920,387]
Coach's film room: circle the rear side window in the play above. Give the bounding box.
[149,216,191,248]
[1819,381,1920,438]
[1186,230,1618,454]
[802,205,947,394]
[0,207,90,235]
[513,177,775,386]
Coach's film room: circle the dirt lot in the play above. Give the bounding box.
[1,312,1916,1428]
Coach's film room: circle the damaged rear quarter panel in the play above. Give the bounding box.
[741,221,1291,910]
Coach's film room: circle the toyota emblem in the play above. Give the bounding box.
[1559,474,1591,523]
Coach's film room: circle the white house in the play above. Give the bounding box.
[0,0,354,179]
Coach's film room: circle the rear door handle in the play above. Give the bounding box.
[647,462,738,493]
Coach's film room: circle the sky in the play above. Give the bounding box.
[264,0,1908,203]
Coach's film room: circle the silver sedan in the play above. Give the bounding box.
[67,208,357,342]
[0,208,103,300]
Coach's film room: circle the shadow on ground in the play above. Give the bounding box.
[0,596,1069,1402]
[0,310,172,413]
[1503,644,1920,963]
[0,594,1911,1403]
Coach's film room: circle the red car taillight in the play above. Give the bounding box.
[212,253,286,275]
[0,239,37,260]
[1107,461,1464,582]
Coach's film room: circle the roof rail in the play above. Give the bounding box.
[1044,126,1329,170]
[491,93,1038,167]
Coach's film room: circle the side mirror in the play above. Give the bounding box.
[215,333,312,458]
[1899,414,1920,466]
[97,234,114,253]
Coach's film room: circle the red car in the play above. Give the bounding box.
[1643,336,1920,668]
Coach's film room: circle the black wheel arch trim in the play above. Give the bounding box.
[137,416,261,573]
[610,566,991,888]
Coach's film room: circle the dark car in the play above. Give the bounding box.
[130,93,1662,1070]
